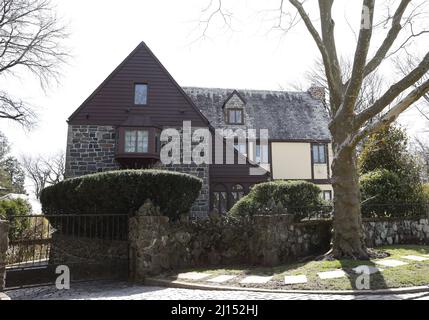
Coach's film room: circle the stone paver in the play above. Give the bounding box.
[207,275,237,283]
[375,259,409,267]
[5,281,429,300]
[352,265,382,275]
[284,275,308,285]
[317,270,347,280]
[178,272,212,281]
[401,255,429,262]
[240,276,273,284]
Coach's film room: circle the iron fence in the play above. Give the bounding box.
[5,213,129,289]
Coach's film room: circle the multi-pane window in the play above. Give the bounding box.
[312,144,327,164]
[255,144,269,164]
[125,130,148,153]
[227,109,243,124]
[134,84,148,105]
[213,192,228,214]
[231,184,245,205]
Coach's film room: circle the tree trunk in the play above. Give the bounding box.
[330,145,369,259]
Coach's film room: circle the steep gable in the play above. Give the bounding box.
[68,42,210,128]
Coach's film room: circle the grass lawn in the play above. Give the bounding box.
[165,245,429,291]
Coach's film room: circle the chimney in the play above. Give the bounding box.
[308,84,326,103]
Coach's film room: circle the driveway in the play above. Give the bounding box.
[5,281,429,300]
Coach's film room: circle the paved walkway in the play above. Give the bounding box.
[5,281,429,300]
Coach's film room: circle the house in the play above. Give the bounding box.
[65,42,333,217]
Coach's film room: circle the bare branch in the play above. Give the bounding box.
[362,0,412,78]
[289,0,342,110]
[341,0,375,114]
[355,51,429,127]
[0,91,36,128]
[351,78,429,147]
[0,0,69,129]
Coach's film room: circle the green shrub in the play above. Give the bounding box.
[360,169,427,217]
[229,181,324,219]
[40,170,202,220]
[0,198,31,239]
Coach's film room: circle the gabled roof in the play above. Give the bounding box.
[68,42,211,128]
[222,90,246,108]
[183,87,331,142]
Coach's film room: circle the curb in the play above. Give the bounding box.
[145,278,429,296]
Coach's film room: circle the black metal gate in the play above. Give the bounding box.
[5,214,129,289]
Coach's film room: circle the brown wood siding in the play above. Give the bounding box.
[68,42,209,128]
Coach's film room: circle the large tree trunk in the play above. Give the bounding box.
[330,144,369,259]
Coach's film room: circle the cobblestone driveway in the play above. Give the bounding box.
[5,281,429,300]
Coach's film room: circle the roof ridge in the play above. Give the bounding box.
[182,86,308,95]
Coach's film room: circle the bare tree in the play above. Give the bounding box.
[197,0,429,259]
[21,152,65,199]
[0,0,69,128]
[412,137,429,183]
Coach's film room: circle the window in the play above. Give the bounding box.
[155,133,161,153]
[255,144,269,164]
[125,130,148,153]
[134,84,148,105]
[212,184,228,215]
[231,184,245,205]
[312,144,327,164]
[322,190,333,202]
[234,142,247,156]
[227,109,243,124]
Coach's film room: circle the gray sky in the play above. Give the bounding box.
[1,0,428,168]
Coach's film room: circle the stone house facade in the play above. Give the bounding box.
[65,42,332,217]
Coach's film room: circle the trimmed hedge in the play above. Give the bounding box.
[40,170,202,220]
[229,181,324,219]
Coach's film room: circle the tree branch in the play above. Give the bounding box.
[355,50,429,127]
[289,0,342,110]
[361,0,412,78]
[341,0,375,114]
[351,78,429,147]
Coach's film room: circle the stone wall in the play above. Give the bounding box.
[65,125,119,178]
[0,220,9,291]
[128,214,331,279]
[363,217,429,247]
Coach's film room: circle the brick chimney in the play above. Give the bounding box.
[308,84,326,103]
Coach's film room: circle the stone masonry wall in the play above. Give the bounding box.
[363,217,429,247]
[129,214,331,279]
[65,125,119,178]
[0,220,9,291]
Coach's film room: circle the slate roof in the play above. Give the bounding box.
[183,87,331,141]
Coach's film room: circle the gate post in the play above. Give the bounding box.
[0,220,9,292]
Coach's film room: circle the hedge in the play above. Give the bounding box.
[229,180,324,220]
[40,170,202,220]
[360,169,427,218]
[0,198,32,240]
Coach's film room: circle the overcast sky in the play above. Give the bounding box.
[1,0,428,167]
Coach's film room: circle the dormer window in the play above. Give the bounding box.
[134,84,148,105]
[227,109,243,124]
